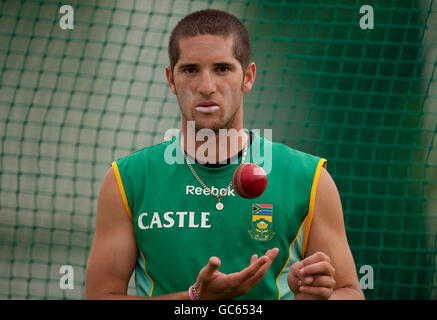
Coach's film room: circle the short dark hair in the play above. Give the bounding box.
[168,9,251,72]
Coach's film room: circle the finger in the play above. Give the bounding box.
[243,266,268,290]
[287,261,303,292]
[288,260,306,286]
[310,275,336,289]
[300,261,335,277]
[299,275,335,288]
[290,260,307,282]
[299,285,333,300]
[230,255,268,283]
[299,276,314,285]
[258,248,279,273]
[243,248,279,288]
[290,260,304,274]
[250,254,258,265]
[256,248,279,275]
[265,247,279,260]
[301,252,330,267]
[249,248,278,265]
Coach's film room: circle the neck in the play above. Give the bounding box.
[181,121,248,164]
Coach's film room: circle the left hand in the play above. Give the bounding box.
[287,251,336,300]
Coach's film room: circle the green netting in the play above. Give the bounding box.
[0,0,436,299]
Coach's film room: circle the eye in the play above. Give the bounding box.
[182,67,198,74]
[216,65,231,73]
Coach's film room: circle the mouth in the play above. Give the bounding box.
[195,101,220,114]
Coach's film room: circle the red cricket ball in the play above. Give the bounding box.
[232,163,268,199]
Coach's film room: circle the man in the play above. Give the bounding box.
[85,9,364,300]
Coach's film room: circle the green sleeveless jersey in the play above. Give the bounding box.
[112,130,326,300]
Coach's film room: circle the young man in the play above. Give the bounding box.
[85,9,364,300]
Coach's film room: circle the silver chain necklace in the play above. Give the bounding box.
[183,143,248,211]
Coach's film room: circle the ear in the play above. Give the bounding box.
[242,62,256,93]
[165,65,177,95]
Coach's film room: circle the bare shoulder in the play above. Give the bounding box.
[91,166,136,259]
[100,167,121,202]
[97,166,132,224]
[317,167,341,206]
[306,166,348,257]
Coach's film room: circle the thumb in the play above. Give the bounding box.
[288,261,303,293]
[203,256,221,276]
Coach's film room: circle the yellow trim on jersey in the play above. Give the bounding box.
[302,158,327,257]
[139,248,154,297]
[275,215,308,300]
[111,161,133,221]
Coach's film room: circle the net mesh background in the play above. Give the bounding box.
[0,0,436,299]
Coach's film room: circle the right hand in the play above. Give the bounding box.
[193,248,279,300]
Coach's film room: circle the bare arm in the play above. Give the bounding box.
[85,168,189,300]
[85,168,278,300]
[288,167,364,300]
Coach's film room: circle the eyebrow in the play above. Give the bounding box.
[214,62,234,69]
[178,63,198,70]
[177,62,236,70]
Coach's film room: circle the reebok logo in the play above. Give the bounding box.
[186,185,236,197]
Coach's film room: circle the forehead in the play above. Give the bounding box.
[176,34,238,65]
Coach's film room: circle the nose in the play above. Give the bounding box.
[198,71,216,96]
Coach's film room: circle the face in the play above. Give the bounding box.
[166,34,255,132]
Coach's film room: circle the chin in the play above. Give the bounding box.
[186,111,237,132]
[193,120,222,132]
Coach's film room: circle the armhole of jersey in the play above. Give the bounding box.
[275,216,308,300]
[301,158,327,257]
[139,249,155,297]
[111,161,134,221]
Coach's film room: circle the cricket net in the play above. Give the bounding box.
[0,0,436,299]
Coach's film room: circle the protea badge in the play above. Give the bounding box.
[249,204,275,241]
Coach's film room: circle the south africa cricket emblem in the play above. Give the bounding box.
[249,204,275,241]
